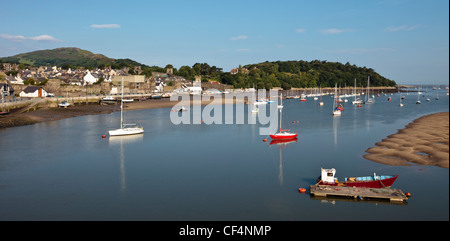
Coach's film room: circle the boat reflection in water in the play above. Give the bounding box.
[108,135,144,191]
[269,138,298,186]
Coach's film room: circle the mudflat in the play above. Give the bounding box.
[0,97,219,129]
[364,112,449,168]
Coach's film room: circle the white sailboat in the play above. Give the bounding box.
[352,78,363,105]
[364,76,375,104]
[109,78,144,136]
[332,83,341,116]
[318,86,324,106]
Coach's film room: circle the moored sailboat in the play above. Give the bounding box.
[364,76,375,104]
[332,83,341,116]
[109,77,144,136]
[270,94,297,140]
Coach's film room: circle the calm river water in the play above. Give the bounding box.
[0,89,448,220]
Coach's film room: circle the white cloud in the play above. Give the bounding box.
[0,34,26,41]
[230,35,248,40]
[90,24,120,29]
[385,25,420,32]
[0,34,61,42]
[28,35,61,41]
[319,28,352,35]
[295,28,306,33]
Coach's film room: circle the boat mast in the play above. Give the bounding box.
[120,77,124,129]
[279,93,282,132]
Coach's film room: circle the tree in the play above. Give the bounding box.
[94,77,105,85]
[178,65,194,80]
[24,78,35,85]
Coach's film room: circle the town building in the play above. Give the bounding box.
[19,86,48,98]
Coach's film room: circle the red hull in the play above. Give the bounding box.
[269,134,298,140]
[318,175,398,188]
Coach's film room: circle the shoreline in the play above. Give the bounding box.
[364,112,449,168]
[2,98,449,169]
[0,96,237,129]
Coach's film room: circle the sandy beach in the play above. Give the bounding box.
[364,112,449,168]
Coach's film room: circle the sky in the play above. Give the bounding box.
[0,0,448,85]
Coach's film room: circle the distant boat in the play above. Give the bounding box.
[270,94,298,140]
[122,98,134,103]
[58,100,71,108]
[251,103,259,113]
[101,96,118,105]
[109,78,144,136]
[364,76,375,104]
[416,91,421,104]
[300,94,307,101]
[250,88,259,113]
[318,86,324,106]
[150,94,162,99]
[332,84,341,116]
[316,168,398,188]
[102,96,117,101]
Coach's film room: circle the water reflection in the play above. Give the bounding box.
[108,135,144,191]
[332,115,339,147]
[269,138,298,186]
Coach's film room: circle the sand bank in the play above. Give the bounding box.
[364,112,449,168]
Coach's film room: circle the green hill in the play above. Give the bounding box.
[1,47,396,88]
[0,47,141,69]
[218,60,396,89]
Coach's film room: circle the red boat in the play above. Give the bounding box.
[270,94,298,140]
[270,129,298,140]
[317,168,398,188]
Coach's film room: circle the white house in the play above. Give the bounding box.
[19,86,48,98]
[7,75,25,85]
[83,71,98,85]
[185,80,202,95]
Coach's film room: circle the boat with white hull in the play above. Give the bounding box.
[108,77,144,136]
